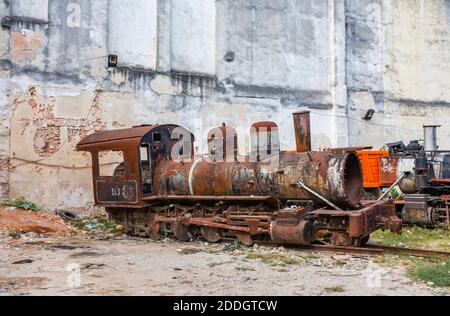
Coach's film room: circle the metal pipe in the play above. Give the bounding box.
[297,181,344,211]
[378,173,406,201]
[293,111,311,153]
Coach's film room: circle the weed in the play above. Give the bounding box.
[375,254,450,289]
[71,218,119,235]
[280,257,299,265]
[9,232,21,239]
[390,188,400,200]
[246,251,299,266]
[370,227,450,251]
[408,261,450,288]
[1,199,41,211]
[235,266,256,272]
[300,254,321,261]
[324,286,346,293]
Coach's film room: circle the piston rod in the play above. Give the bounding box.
[298,181,344,212]
[378,173,406,201]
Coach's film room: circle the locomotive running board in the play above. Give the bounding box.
[142,195,275,202]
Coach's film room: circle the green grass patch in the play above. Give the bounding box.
[300,254,321,261]
[280,257,299,265]
[72,218,119,234]
[8,232,21,239]
[246,251,299,266]
[408,261,450,288]
[375,254,450,289]
[1,199,41,212]
[370,227,450,251]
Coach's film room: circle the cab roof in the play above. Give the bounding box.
[77,125,158,152]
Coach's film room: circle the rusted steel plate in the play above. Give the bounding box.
[293,111,311,153]
[142,195,275,202]
[380,156,399,186]
[77,126,154,149]
[96,178,138,204]
[309,200,401,238]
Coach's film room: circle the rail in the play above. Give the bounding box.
[256,241,450,258]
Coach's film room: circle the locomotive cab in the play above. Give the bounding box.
[77,124,194,207]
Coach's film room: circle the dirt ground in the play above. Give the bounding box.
[0,232,446,296]
[0,206,447,296]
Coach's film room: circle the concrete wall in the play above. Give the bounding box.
[347,0,450,150]
[108,0,158,69]
[11,0,49,22]
[0,0,449,211]
[171,0,216,74]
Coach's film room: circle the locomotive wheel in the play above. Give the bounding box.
[331,232,353,247]
[200,227,222,243]
[172,223,191,242]
[236,232,254,246]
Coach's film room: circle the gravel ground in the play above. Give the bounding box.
[0,233,446,296]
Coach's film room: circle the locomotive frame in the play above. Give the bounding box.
[77,113,401,247]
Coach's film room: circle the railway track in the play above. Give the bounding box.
[366,244,450,258]
[255,241,450,258]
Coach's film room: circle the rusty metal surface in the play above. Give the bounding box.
[201,227,222,243]
[78,112,399,248]
[271,220,312,246]
[95,177,139,204]
[77,125,154,150]
[292,111,311,153]
[190,159,264,197]
[150,150,363,209]
[78,124,195,207]
[189,218,256,233]
[171,222,191,242]
[310,200,402,241]
[380,156,399,186]
[78,113,364,210]
[142,195,275,202]
[275,151,363,208]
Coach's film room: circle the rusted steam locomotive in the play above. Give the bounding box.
[385,125,450,228]
[77,112,401,247]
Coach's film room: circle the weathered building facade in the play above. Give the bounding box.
[0,0,449,211]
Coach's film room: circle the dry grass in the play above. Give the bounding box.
[324,285,346,293]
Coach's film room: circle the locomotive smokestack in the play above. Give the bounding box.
[423,125,440,151]
[293,111,311,153]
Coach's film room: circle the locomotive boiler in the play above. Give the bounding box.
[77,112,401,247]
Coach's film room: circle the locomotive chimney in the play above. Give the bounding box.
[423,125,440,151]
[293,111,311,153]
